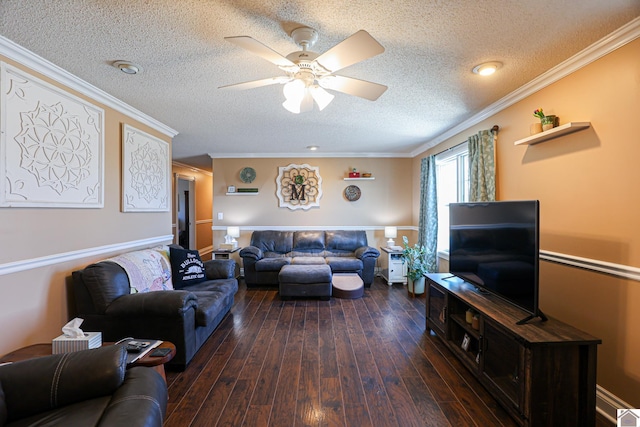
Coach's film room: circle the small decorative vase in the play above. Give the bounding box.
[530,123,543,134]
[541,115,556,131]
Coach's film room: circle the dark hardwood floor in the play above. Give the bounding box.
[164,277,610,426]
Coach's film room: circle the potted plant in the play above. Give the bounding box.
[401,236,428,295]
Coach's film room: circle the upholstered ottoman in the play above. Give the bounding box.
[279,264,332,300]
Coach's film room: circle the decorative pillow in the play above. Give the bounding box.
[170,247,206,288]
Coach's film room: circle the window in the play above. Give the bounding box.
[436,144,469,251]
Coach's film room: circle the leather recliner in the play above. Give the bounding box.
[0,345,167,426]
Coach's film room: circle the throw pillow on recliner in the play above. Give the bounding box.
[170,247,206,288]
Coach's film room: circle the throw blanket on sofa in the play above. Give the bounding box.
[107,248,173,293]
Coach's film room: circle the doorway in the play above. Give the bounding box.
[175,174,196,250]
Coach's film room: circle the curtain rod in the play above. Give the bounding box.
[434,125,499,156]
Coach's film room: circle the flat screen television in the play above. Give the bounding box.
[449,200,546,324]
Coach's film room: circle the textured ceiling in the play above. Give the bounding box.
[1,1,639,170]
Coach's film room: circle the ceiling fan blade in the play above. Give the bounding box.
[219,76,290,91]
[315,30,384,73]
[225,36,297,68]
[319,75,387,101]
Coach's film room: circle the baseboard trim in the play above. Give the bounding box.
[0,235,174,276]
[596,384,634,424]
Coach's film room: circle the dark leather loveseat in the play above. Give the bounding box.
[240,230,380,288]
[72,247,238,370]
[0,345,167,426]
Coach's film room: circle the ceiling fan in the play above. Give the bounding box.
[219,27,387,114]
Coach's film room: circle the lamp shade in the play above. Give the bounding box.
[384,226,397,239]
[227,226,240,238]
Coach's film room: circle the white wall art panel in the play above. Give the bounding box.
[0,62,104,208]
[122,124,170,212]
[276,163,322,210]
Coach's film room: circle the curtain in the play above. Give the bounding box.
[468,129,497,202]
[418,155,438,273]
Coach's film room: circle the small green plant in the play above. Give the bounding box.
[402,236,429,280]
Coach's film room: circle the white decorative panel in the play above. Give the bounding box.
[0,62,104,208]
[122,124,170,212]
[276,163,322,210]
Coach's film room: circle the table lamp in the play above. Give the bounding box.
[222,226,240,250]
[384,226,397,247]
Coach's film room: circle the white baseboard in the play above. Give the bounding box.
[596,384,634,424]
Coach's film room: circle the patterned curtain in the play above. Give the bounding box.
[468,129,497,202]
[418,155,438,273]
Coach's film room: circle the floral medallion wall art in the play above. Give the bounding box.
[276,163,322,210]
[122,124,170,212]
[0,62,105,208]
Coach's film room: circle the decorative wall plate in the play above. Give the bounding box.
[240,167,256,183]
[344,185,361,201]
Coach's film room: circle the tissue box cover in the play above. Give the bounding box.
[52,332,102,354]
[220,242,238,250]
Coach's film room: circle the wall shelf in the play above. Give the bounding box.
[514,121,591,146]
[343,177,375,181]
[226,192,259,196]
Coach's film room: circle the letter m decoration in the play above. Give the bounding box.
[276,163,322,210]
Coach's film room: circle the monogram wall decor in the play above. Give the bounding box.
[0,62,105,208]
[276,163,322,210]
[122,124,170,212]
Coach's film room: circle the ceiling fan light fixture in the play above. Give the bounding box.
[309,85,334,111]
[472,61,502,76]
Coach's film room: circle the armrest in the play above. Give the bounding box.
[239,246,263,261]
[0,346,126,422]
[98,367,167,427]
[106,290,197,317]
[204,259,236,279]
[355,246,381,259]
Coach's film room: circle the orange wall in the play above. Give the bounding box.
[172,163,214,258]
[211,157,414,248]
[414,38,640,406]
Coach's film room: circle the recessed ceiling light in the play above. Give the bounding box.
[472,61,502,76]
[307,145,319,151]
[112,60,142,75]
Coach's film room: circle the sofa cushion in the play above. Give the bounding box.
[250,230,293,256]
[292,257,326,265]
[255,257,291,272]
[170,247,206,288]
[325,257,363,272]
[183,279,238,327]
[325,230,367,253]
[81,262,131,314]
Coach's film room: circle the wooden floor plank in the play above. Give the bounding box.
[165,277,525,427]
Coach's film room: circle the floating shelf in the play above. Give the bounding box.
[226,192,259,196]
[343,177,375,181]
[514,122,591,146]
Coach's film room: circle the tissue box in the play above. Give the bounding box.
[220,242,238,250]
[52,332,102,354]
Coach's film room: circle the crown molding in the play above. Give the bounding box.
[0,35,178,138]
[411,16,640,157]
[172,161,213,176]
[208,151,413,159]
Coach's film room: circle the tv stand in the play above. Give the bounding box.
[425,273,601,427]
[516,309,548,325]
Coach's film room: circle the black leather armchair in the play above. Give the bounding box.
[0,345,167,426]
